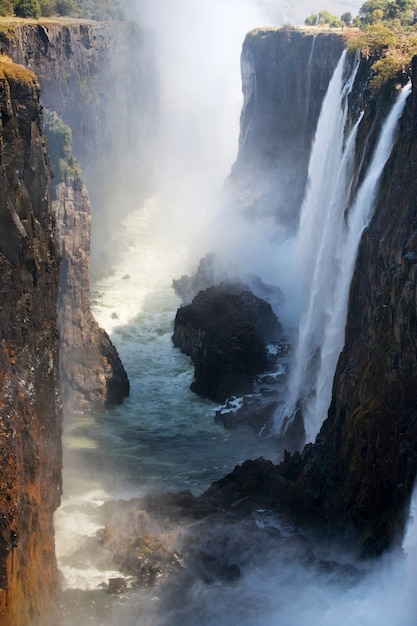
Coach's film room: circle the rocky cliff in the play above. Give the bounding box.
[211,29,417,556]
[53,170,129,412]
[316,55,417,554]
[0,21,138,412]
[173,283,282,402]
[46,111,129,412]
[0,54,62,625]
[0,19,158,269]
[228,28,345,232]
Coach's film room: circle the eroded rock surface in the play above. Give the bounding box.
[0,54,62,625]
[51,149,129,412]
[172,283,282,402]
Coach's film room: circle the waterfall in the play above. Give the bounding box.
[278,61,411,443]
[275,50,358,437]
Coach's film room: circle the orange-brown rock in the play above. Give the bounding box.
[0,54,62,625]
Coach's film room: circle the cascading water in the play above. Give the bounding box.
[54,4,416,624]
[278,53,411,443]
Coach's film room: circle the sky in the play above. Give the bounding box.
[258,0,365,24]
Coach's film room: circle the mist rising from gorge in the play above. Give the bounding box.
[53,2,417,625]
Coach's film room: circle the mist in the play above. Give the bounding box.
[112,0,364,305]
[57,484,417,625]
[56,1,416,625]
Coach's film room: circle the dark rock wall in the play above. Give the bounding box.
[225,28,417,555]
[53,175,129,412]
[0,22,139,412]
[316,57,417,554]
[173,284,282,402]
[228,28,345,232]
[0,57,62,625]
[0,20,158,270]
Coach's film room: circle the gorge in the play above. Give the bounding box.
[0,3,417,625]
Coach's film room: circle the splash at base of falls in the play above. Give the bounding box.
[54,198,281,594]
[276,51,412,443]
[54,193,417,626]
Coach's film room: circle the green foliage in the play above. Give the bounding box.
[341,11,353,25]
[368,54,405,91]
[359,0,389,23]
[306,0,417,29]
[346,23,399,55]
[0,0,125,18]
[69,0,124,20]
[43,110,82,183]
[14,0,40,18]
[305,14,317,26]
[0,0,13,16]
[54,0,76,15]
[318,9,342,26]
[359,0,417,26]
[304,9,341,27]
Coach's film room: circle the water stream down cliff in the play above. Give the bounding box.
[0,9,417,626]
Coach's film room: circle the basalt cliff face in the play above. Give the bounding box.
[0,19,158,267]
[228,28,344,231]
[173,283,282,402]
[0,56,61,625]
[0,21,142,412]
[212,29,417,556]
[317,57,417,553]
[53,172,129,412]
[0,19,151,623]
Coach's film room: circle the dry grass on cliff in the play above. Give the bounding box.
[0,52,38,87]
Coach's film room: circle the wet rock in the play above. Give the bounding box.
[227,28,345,234]
[108,578,127,594]
[215,397,279,433]
[49,114,129,413]
[100,502,183,588]
[189,551,241,584]
[172,282,282,402]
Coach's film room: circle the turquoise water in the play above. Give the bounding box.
[55,201,281,593]
[54,201,417,626]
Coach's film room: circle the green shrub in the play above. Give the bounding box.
[346,23,399,55]
[55,0,76,15]
[44,110,82,184]
[0,0,13,15]
[304,9,341,27]
[14,0,41,18]
[341,12,353,25]
[368,54,406,91]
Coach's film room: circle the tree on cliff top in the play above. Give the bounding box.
[14,0,40,17]
[359,0,417,25]
[305,9,342,27]
[305,0,417,29]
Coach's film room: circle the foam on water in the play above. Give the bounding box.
[55,197,281,594]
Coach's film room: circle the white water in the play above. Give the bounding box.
[278,57,411,442]
[55,199,281,593]
[53,2,416,623]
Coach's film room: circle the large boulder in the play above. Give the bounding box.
[172,283,282,402]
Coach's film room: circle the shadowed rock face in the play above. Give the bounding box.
[0,24,133,413]
[0,56,62,625]
[172,283,282,402]
[0,20,158,270]
[228,28,345,233]
[204,33,417,557]
[52,169,129,413]
[315,56,417,555]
